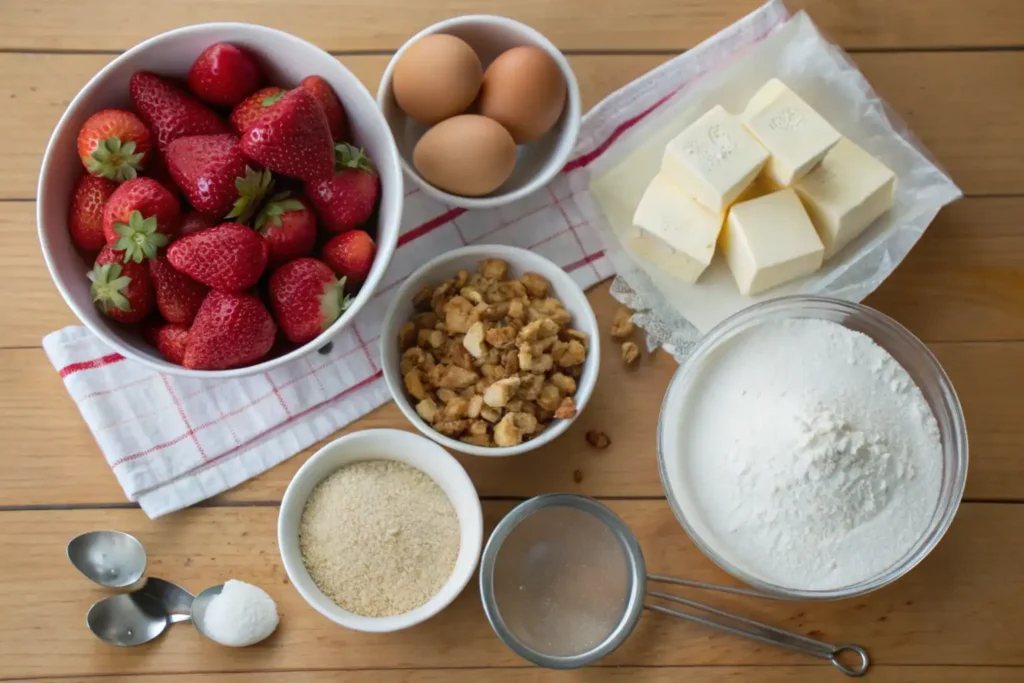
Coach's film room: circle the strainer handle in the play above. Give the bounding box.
[645,591,869,677]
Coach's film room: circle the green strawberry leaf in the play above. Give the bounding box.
[333,143,375,173]
[112,210,166,263]
[319,276,353,330]
[227,166,273,225]
[88,262,133,313]
[85,136,146,182]
[253,190,305,232]
[262,91,286,107]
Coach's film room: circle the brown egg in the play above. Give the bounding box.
[413,115,517,196]
[392,34,483,125]
[478,46,567,144]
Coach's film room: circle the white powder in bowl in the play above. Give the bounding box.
[203,579,279,647]
[668,318,943,590]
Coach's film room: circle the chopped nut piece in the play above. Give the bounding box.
[444,295,475,334]
[558,340,587,367]
[479,258,508,280]
[519,400,539,417]
[415,398,439,422]
[566,329,589,346]
[611,306,635,339]
[518,343,533,371]
[431,281,454,316]
[505,398,524,413]
[531,337,556,355]
[461,286,484,305]
[512,412,539,435]
[493,413,523,447]
[467,395,484,419]
[436,388,457,403]
[550,340,568,362]
[550,372,577,395]
[485,326,517,349]
[403,369,427,401]
[502,348,520,375]
[517,319,543,343]
[418,328,444,349]
[480,406,502,423]
[398,321,417,350]
[554,396,578,419]
[470,419,489,436]
[483,376,521,408]
[520,272,550,298]
[435,419,470,436]
[401,347,427,375]
[508,298,526,320]
[486,280,527,304]
[413,311,439,329]
[412,286,434,311]
[461,433,492,447]
[480,363,504,381]
[539,318,560,339]
[622,341,640,365]
[533,354,554,373]
[586,430,611,449]
[438,366,478,389]
[483,346,501,365]
[537,409,555,422]
[463,321,488,359]
[537,383,562,412]
[444,397,470,419]
[450,343,473,371]
[482,302,510,321]
[455,270,470,288]
[518,373,545,401]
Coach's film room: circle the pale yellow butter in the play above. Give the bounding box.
[723,188,824,295]
[742,79,841,188]
[794,138,896,259]
[631,173,723,284]
[661,105,768,215]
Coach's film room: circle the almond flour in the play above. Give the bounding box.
[299,460,460,617]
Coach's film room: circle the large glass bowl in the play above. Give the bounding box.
[657,296,968,600]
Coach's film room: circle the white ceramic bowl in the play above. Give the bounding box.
[377,15,582,209]
[381,245,600,457]
[278,429,484,632]
[37,22,403,378]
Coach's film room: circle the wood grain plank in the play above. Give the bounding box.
[9,667,1023,683]
[2,0,1022,51]
[0,335,1022,506]
[0,503,1018,677]
[4,52,1023,200]
[5,196,1024,349]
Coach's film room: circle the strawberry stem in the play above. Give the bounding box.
[227,166,273,225]
[85,137,146,182]
[334,143,374,173]
[88,262,133,313]
[254,191,305,232]
[112,210,169,263]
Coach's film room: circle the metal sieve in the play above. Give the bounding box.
[479,494,870,676]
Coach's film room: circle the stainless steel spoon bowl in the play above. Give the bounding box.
[67,530,147,589]
[190,583,223,642]
[140,577,194,624]
[87,592,168,646]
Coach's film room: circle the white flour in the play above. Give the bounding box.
[670,318,942,590]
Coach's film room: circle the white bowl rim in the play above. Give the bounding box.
[376,14,582,210]
[381,244,600,457]
[37,21,404,379]
[277,428,484,632]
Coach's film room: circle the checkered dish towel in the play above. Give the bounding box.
[42,1,789,517]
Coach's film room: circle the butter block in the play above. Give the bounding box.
[723,188,824,295]
[632,173,723,283]
[742,79,841,187]
[661,105,769,214]
[794,138,896,259]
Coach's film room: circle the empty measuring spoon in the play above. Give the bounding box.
[139,577,194,624]
[87,592,169,646]
[67,530,147,590]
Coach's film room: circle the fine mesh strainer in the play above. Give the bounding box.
[479,494,869,676]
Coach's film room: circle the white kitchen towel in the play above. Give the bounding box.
[42,0,789,517]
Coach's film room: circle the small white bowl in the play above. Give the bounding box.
[377,15,582,209]
[278,429,483,633]
[37,22,404,378]
[381,245,600,457]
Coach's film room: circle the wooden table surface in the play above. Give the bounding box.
[2,0,1023,680]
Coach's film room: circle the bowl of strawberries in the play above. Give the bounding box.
[38,23,403,376]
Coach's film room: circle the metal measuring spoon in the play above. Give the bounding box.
[67,531,147,589]
[139,577,195,623]
[87,592,168,646]
[189,583,223,642]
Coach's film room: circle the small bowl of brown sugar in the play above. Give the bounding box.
[278,429,484,632]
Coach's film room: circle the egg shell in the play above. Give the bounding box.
[413,115,517,197]
[478,46,567,144]
[392,34,483,126]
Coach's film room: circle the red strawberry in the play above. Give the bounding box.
[148,256,208,325]
[180,210,218,236]
[88,245,155,323]
[77,109,153,182]
[166,223,268,292]
[254,192,317,266]
[152,323,191,365]
[102,178,180,263]
[69,175,117,253]
[240,88,333,182]
[305,144,379,233]
[299,76,349,142]
[130,72,228,155]
[166,134,270,221]
[187,43,262,108]
[321,229,377,286]
[268,258,350,344]
[229,86,286,135]
[185,291,277,370]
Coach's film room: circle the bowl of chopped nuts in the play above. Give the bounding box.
[381,245,599,456]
